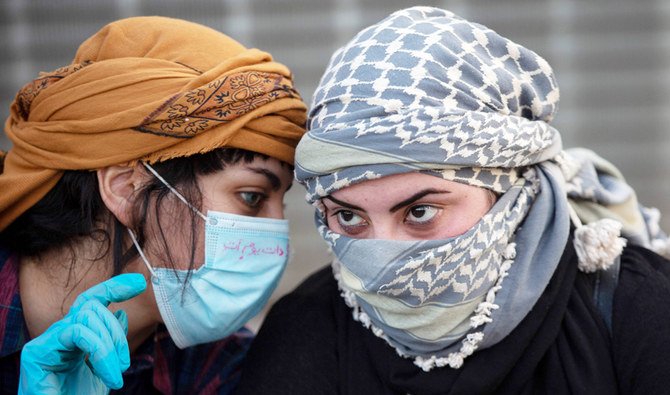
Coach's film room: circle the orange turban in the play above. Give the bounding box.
[0,16,307,231]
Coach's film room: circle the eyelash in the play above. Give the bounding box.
[328,210,364,234]
[239,191,267,209]
[405,205,439,225]
[334,210,364,224]
[330,204,440,234]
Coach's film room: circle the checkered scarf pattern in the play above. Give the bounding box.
[294,7,567,370]
[295,6,668,370]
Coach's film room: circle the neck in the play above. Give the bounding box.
[19,236,160,353]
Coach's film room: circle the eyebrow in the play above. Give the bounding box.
[323,195,363,211]
[389,189,450,213]
[247,167,288,191]
[323,188,450,213]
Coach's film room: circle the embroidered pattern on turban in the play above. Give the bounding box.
[0,16,307,230]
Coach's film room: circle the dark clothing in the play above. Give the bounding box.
[237,242,670,395]
[0,246,253,395]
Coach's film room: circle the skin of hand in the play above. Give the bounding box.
[18,273,147,395]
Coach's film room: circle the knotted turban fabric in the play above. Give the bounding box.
[0,16,307,230]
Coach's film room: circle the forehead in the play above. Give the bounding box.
[329,172,474,202]
[231,156,292,175]
[198,155,293,185]
[246,155,292,172]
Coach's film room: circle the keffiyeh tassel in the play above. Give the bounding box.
[568,204,626,273]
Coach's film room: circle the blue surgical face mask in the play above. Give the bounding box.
[128,163,289,348]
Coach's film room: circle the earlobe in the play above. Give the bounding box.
[98,165,145,227]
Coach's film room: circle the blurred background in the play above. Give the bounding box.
[0,0,668,329]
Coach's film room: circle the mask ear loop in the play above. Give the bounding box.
[127,228,158,279]
[141,162,208,223]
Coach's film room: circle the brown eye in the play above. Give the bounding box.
[406,205,438,224]
[337,210,364,227]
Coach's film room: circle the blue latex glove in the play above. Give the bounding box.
[18,273,147,395]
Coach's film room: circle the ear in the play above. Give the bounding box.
[98,164,147,227]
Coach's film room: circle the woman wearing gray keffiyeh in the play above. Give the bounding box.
[237,7,670,394]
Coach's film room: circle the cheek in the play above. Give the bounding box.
[433,189,494,239]
[193,237,206,268]
[172,225,206,270]
[260,192,289,220]
[188,218,206,268]
[145,208,206,270]
[457,190,495,229]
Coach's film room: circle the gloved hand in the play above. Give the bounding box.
[18,273,147,395]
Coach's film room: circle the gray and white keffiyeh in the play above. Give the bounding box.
[295,6,669,371]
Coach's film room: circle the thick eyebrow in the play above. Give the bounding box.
[323,195,364,211]
[247,167,290,192]
[389,189,450,213]
[323,188,450,213]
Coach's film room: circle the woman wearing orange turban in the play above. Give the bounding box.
[0,16,306,393]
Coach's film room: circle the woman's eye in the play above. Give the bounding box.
[336,210,365,227]
[239,192,265,207]
[406,205,439,224]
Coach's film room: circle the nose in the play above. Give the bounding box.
[263,199,286,220]
[369,220,400,240]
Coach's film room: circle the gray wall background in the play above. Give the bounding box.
[1,0,668,329]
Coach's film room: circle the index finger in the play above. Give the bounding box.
[71,273,147,311]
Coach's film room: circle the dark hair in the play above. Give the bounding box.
[0,148,273,275]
